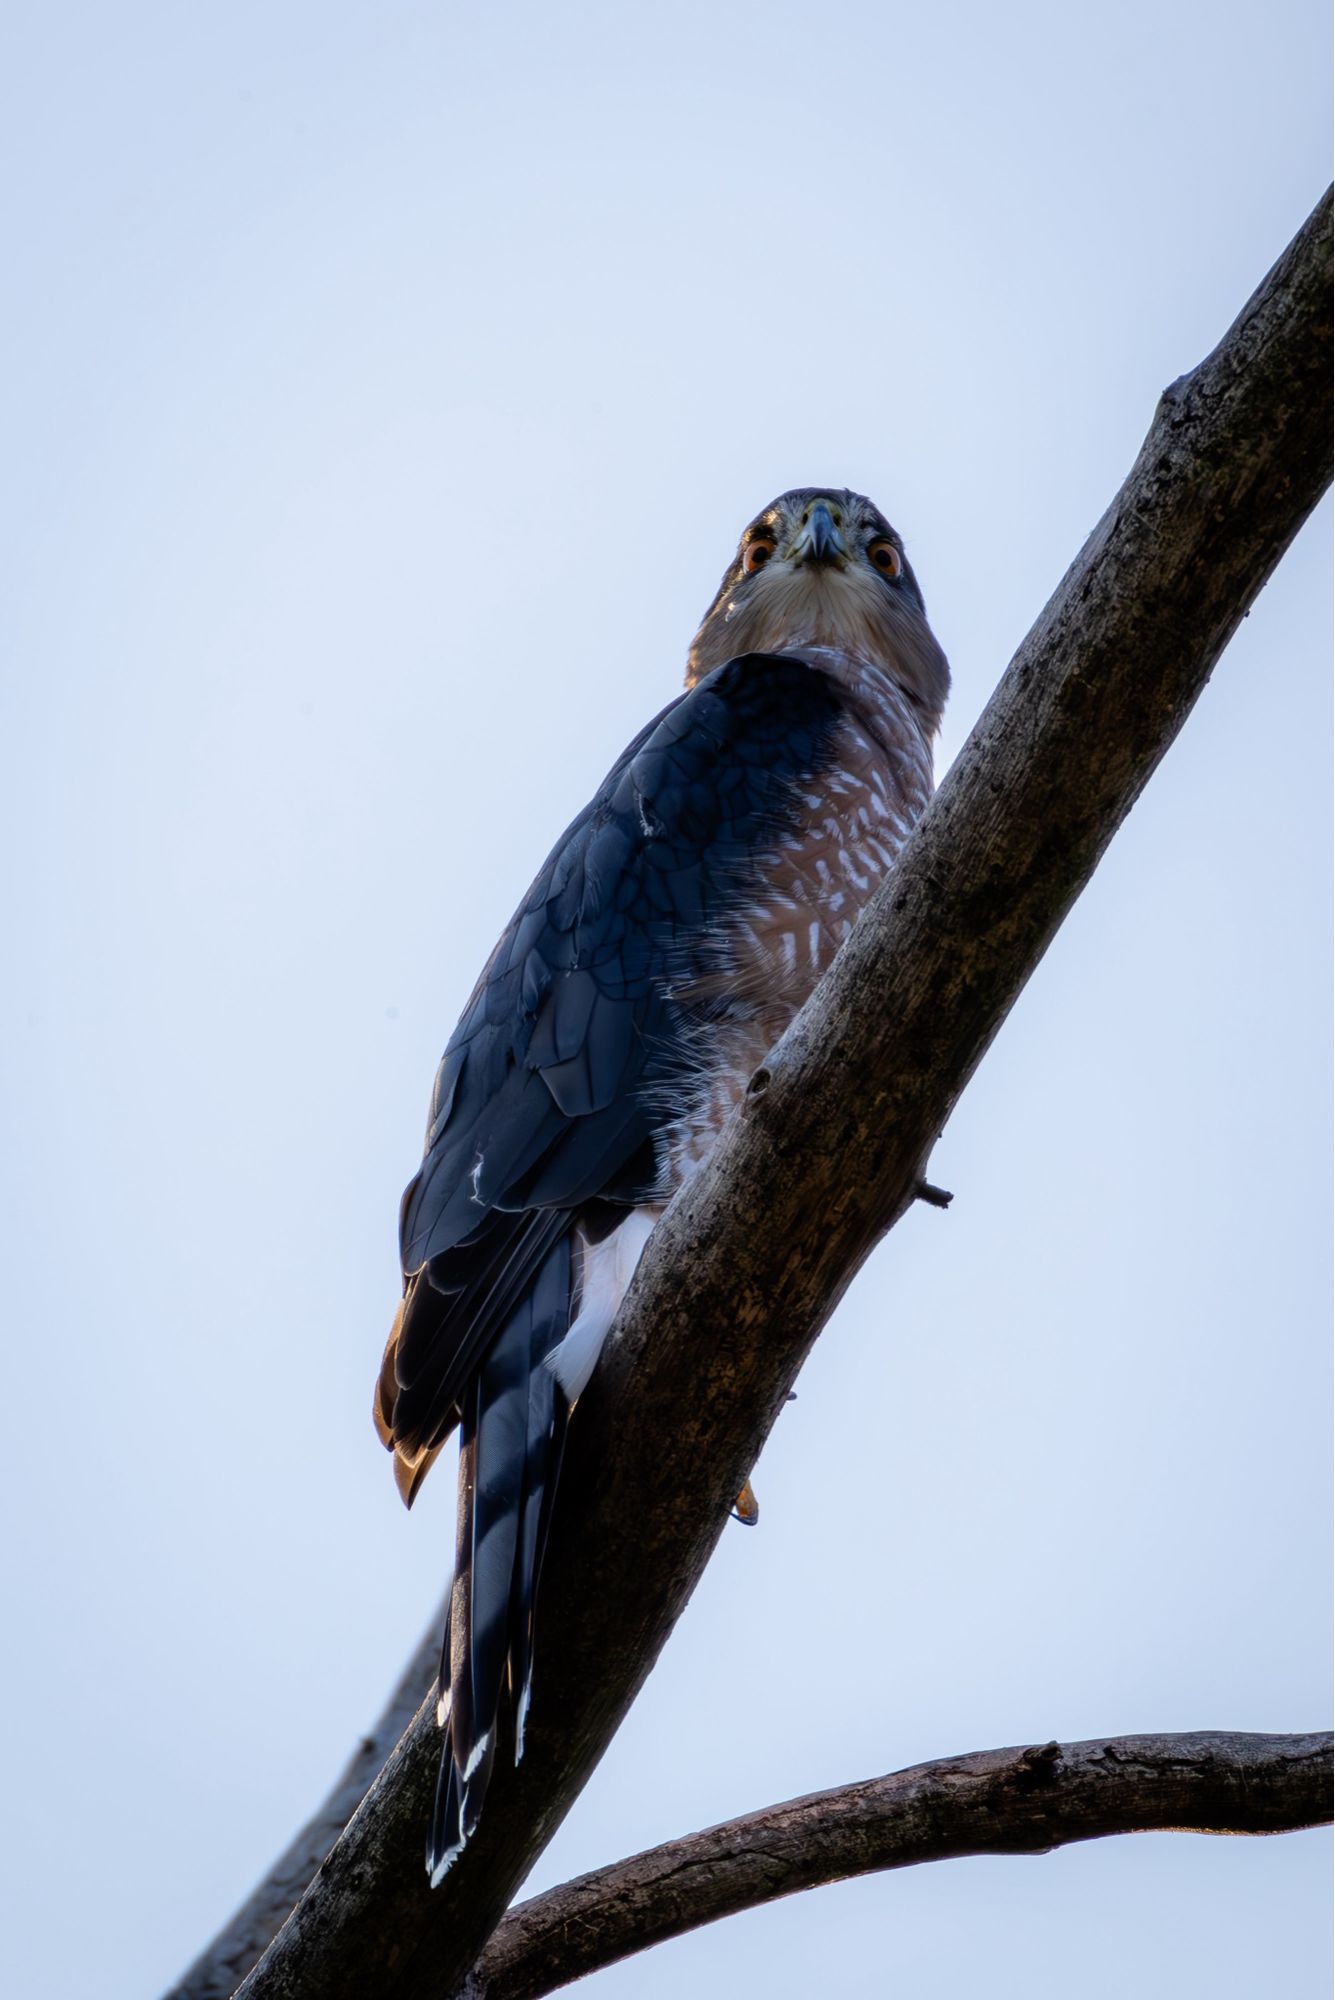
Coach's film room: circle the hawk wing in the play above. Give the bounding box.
[376,651,844,1469]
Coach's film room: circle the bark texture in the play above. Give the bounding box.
[467,1731,1334,2000]
[198,189,1332,2000]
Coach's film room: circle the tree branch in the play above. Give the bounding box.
[213,189,1330,2000]
[467,1731,1334,2000]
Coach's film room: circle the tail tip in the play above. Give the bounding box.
[514,1674,534,1764]
[427,1835,465,1888]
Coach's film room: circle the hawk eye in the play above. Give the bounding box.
[868,538,902,578]
[742,536,775,575]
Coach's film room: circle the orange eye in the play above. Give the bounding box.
[742,536,775,575]
[868,538,902,578]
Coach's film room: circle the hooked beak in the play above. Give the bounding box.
[794,500,846,566]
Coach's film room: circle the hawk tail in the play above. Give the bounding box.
[427,1234,571,1884]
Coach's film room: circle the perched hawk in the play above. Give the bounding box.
[375,488,950,1880]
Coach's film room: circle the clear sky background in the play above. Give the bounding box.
[2,6,1330,1996]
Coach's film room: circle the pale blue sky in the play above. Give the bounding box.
[2,6,1330,1996]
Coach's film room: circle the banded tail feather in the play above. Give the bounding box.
[427,1235,571,1884]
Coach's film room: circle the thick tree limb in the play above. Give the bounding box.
[467,1731,1335,2000]
[217,190,1330,2000]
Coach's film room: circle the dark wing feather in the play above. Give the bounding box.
[378,651,846,1465]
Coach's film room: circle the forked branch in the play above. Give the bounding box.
[171,189,1330,2000]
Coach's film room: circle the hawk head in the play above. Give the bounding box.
[686,487,949,728]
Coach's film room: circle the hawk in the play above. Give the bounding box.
[374,488,950,1880]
